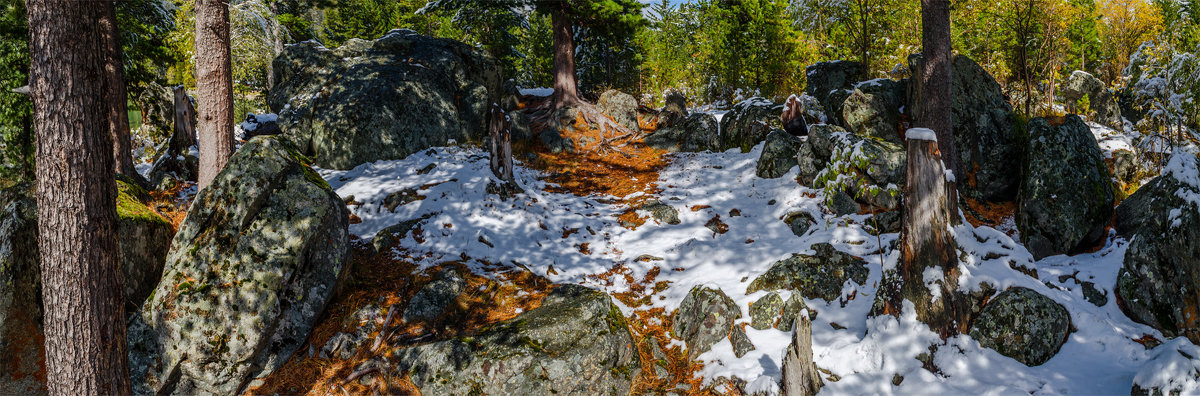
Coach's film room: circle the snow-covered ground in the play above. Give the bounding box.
[315,139,1199,394]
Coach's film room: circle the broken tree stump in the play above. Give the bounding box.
[781,311,822,396]
[171,85,197,155]
[489,103,514,183]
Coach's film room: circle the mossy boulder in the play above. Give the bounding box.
[842,78,904,144]
[645,112,721,152]
[270,30,502,170]
[1017,115,1114,259]
[116,176,174,313]
[969,287,1070,366]
[1114,150,1200,344]
[806,124,906,211]
[1063,70,1122,129]
[673,286,741,359]
[719,97,784,152]
[0,184,44,396]
[756,130,803,178]
[385,284,640,395]
[127,136,350,395]
[746,243,869,302]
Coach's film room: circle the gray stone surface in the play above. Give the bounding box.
[969,287,1070,366]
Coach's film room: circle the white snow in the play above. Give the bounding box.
[518,87,554,97]
[318,140,1199,394]
[905,128,937,142]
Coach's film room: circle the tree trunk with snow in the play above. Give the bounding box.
[195,0,236,190]
[781,313,822,396]
[875,132,965,337]
[550,4,580,110]
[26,0,132,393]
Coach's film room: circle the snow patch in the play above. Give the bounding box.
[905,128,937,141]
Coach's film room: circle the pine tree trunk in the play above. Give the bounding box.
[918,0,958,212]
[26,0,132,393]
[101,1,144,185]
[550,5,579,109]
[195,0,236,190]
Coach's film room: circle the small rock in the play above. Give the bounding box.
[750,293,785,330]
[641,200,680,225]
[969,287,1071,366]
[730,326,755,358]
[673,286,741,359]
[784,211,816,237]
[403,269,467,324]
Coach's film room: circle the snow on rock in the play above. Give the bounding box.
[318,140,1199,394]
[518,87,554,97]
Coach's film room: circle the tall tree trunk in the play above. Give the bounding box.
[26,0,132,394]
[918,0,958,216]
[101,1,145,185]
[195,0,236,190]
[550,5,579,109]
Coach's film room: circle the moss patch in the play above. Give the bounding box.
[116,179,170,226]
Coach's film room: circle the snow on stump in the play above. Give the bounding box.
[873,128,963,337]
[127,136,350,395]
[1017,115,1114,260]
[969,287,1070,366]
[1114,149,1200,344]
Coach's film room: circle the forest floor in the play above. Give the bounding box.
[237,104,1199,395]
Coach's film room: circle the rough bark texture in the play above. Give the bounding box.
[894,138,963,337]
[489,104,514,183]
[26,0,132,394]
[195,0,236,190]
[101,1,141,184]
[171,86,197,154]
[781,314,822,396]
[918,0,959,215]
[550,5,579,109]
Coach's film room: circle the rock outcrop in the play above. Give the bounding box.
[969,287,1070,366]
[756,130,803,178]
[1114,150,1200,344]
[645,112,721,152]
[746,243,869,302]
[128,136,350,395]
[719,97,784,152]
[803,124,906,211]
[387,285,640,395]
[598,89,640,132]
[673,286,741,359]
[805,60,865,125]
[1017,115,1114,260]
[270,29,502,170]
[842,78,904,144]
[1062,70,1122,129]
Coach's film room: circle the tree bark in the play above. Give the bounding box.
[781,313,822,396]
[26,0,132,394]
[918,0,958,217]
[195,0,236,190]
[550,5,579,109]
[101,1,145,186]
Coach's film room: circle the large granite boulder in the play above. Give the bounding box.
[746,243,869,302]
[115,176,175,312]
[806,124,906,211]
[805,60,865,125]
[1017,115,1114,260]
[598,89,640,132]
[843,78,905,144]
[720,97,784,152]
[1062,70,1122,129]
[756,130,803,178]
[673,286,741,359]
[127,136,350,395]
[645,112,721,152]
[0,185,44,396]
[909,54,1021,202]
[1114,150,1200,344]
[269,29,502,170]
[969,287,1070,366]
[387,284,640,395]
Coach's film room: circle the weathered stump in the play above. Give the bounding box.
[489,103,514,183]
[873,128,965,337]
[781,312,822,396]
[171,86,196,155]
